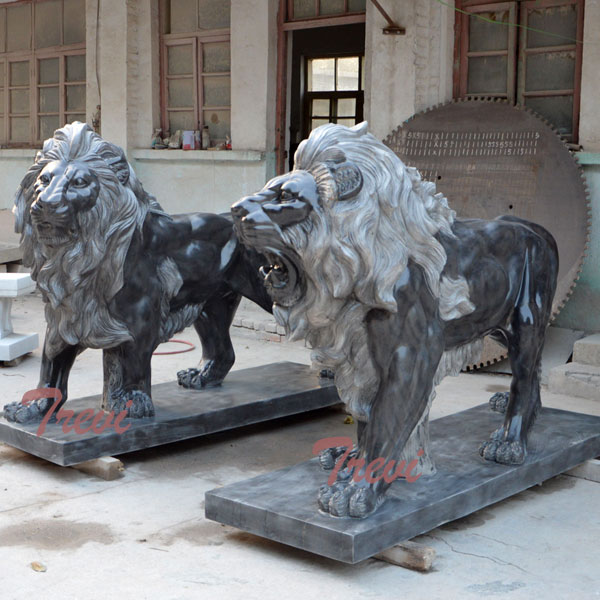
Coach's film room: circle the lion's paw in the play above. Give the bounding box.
[318,481,348,512]
[489,391,509,414]
[177,361,229,390]
[327,482,384,519]
[177,368,204,389]
[3,397,55,424]
[107,390,154,419]
[318,446,357,471]
[479,438,525,465]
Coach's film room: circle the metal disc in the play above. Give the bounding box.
[384,99,590,368]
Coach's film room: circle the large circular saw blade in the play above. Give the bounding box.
[384,99,590,369]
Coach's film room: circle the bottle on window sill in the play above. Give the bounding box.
[201,126,210,150]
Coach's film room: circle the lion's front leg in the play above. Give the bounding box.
[3,335,80,423]
[102,344,155,418]
[319,279,444,518]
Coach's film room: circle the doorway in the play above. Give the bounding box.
[287,23,365,171]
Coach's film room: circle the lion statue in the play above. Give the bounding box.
[231,121,558,518]
[3,122,272,423]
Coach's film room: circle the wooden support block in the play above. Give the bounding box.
[0,354,27,368]
[565,458,600,483]
[71,456,125,481]
[375,540,436,572]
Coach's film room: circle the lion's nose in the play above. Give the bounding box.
[231,198,251,219]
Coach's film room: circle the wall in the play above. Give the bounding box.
[364,0,454,140]
[230,0,278,151]
[579,0,600,152]
[124,0,278,214]
[554,161,600,332]
[556,1,600,332]
[131,149,271,215]
[0,152,37,211]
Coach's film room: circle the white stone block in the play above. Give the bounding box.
[573,334,600,367]
[548,362,600,401]
[0,273,36,297]
[0,332,38,361]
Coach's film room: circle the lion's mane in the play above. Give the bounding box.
[13,122,176,359]
[273,122,479,434]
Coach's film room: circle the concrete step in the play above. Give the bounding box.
[573,334,600,367]
[548,362,600,401]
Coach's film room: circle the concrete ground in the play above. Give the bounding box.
[1,293,599,600]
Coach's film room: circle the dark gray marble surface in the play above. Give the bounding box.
[0,362,338,466]
[205,404,600,563]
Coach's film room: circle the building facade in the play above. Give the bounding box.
[0,0,598,330]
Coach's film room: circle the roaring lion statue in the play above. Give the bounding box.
[3,122,272,423]
[232,122,558,518]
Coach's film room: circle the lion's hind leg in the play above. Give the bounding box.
[480,240,556,465]
[177,291,240,390]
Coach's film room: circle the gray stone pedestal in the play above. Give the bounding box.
[0,362,338,466]
[205,404,600,563]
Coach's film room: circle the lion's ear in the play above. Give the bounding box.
[330,161,363,201]
[98,142,130,185]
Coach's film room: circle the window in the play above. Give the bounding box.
[304,56,364,137]
[287,0,366,21]
[454,0,584,142]
[160,0,231,144]
[0,0,85,147]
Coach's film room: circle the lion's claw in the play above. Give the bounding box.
[318,481,347,512]
[489,391,509,414]
[479,438,525,465]
[177,363,227,390]
[107,390,154,418]
[177,368,203,389]
[325,482,382,518]
[3,397,55,424]
[318,445,357,471]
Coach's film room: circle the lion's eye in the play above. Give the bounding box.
[280,190,295,203]
[39,174,51,185]
[71,177,87,188]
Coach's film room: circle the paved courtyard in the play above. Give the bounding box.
[1,293,599,599]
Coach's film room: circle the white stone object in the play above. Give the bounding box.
[0,273,38,361]
[573,334,600,367]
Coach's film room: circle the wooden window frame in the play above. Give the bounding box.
[284,0,366,30]
[0,0,86,147]
[35,49,86,143]
[159,2,231,142]
[160,32,231,140]
[303,54,364,139]
[454,0,584,142]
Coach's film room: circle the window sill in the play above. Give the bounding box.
[131,149,265,162]
[576,152,600,165]
[0,149,39,159]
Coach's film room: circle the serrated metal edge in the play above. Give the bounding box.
[383,98,592,369]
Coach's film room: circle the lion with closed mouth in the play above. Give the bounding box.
[4,122,272,424]
[232,122,558,518]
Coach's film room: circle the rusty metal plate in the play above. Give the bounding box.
[384,99,590,368]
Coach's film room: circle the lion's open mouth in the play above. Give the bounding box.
[259,251,303,307]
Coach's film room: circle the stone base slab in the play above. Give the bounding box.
[206,404,600,563]
[0,362,338,466]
